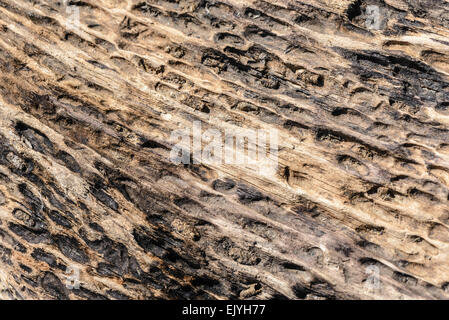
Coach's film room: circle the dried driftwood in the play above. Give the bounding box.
[0,0,448,299]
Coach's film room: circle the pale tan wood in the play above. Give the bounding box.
[0,0,447,299]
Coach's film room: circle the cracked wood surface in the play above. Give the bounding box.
[0,0,448,300]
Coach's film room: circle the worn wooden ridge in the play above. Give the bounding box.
[0,0,448,300]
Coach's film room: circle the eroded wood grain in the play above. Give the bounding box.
[0,0,448,299]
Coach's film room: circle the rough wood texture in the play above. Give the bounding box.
[0,0,448,300]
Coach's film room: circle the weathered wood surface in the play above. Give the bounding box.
[0,0,448,300]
